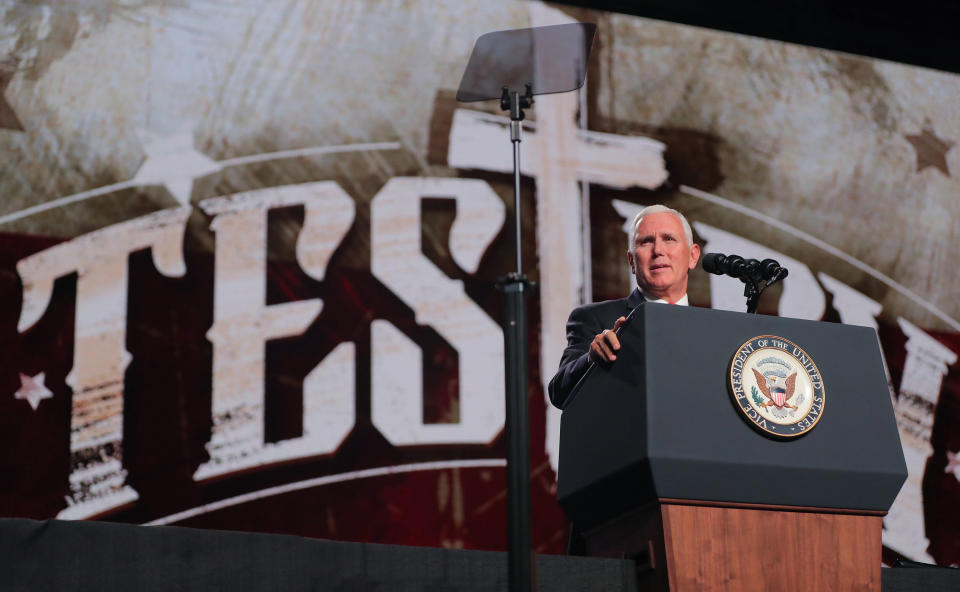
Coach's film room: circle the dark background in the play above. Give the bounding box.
[558,1,960,74]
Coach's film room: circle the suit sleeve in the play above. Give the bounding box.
[547,305,603,409]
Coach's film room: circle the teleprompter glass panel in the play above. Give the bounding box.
[456,23,596,102]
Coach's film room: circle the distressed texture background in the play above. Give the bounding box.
[1,0,959,564]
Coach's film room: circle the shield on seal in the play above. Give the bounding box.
[770,387,787,407]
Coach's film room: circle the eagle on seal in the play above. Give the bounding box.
[752,368,797,410]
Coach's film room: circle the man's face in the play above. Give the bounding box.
[628,212,701,302]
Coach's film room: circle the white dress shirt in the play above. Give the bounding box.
[641,292,689,306]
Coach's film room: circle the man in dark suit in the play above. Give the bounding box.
[548,204,701,409]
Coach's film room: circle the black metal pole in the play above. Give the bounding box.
[503,275,532,592]
[511,119,524,276]
[501,89,534,592]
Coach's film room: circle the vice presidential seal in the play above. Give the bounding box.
[728,335,825,439]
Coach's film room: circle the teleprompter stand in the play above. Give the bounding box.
[457,22,597,592]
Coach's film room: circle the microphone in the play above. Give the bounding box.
[758,258,787,281]
[702,253,744,277]
[701,252,788,314]
[702,253,788,282]
[701,252,725,275]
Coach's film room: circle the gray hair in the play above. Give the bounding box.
[628,204,694,250]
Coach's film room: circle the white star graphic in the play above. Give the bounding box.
[130,124,222,206]
[14,372,53,411]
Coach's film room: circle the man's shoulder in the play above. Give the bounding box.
[570,295,634,320]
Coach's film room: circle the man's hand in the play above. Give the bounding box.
[588,316,627,364]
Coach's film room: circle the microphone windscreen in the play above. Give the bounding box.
[759,258,781,280]
[701,252,727,275]
[724,254,745,278]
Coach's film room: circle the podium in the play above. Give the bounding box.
[556,304,907,592]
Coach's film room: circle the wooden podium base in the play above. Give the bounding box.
[584,501,882,592]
